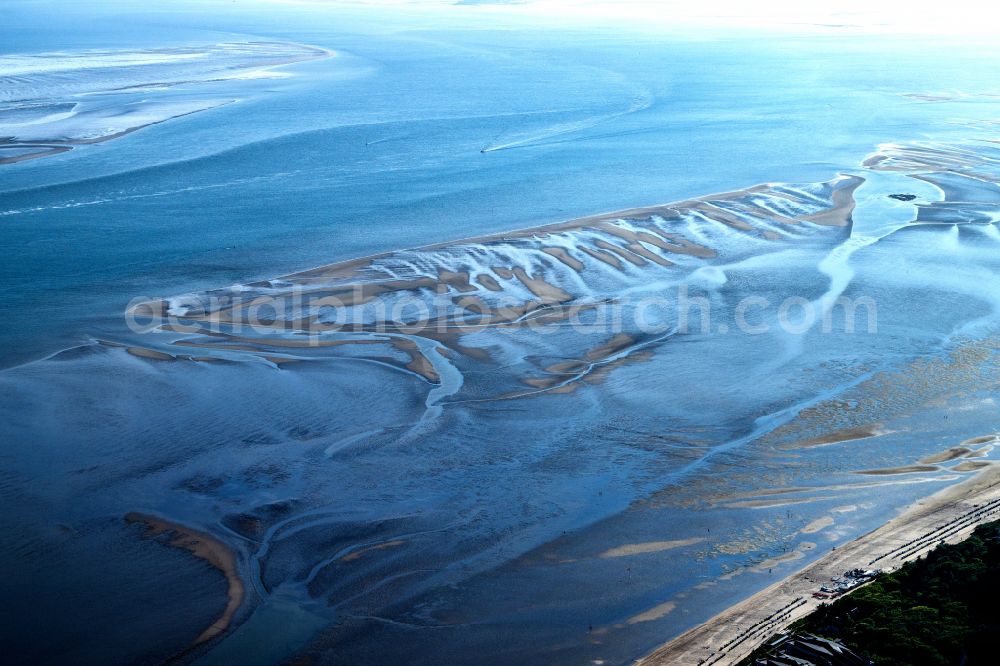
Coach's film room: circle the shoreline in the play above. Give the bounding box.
[636,460,1000,666]
[128,173,861,322]
[7,172,862,372]
[0,41,333,166]
[277,174,861,284]
[125,512,246,648]
[0,102,238,166]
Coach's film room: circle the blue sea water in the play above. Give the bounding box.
[4,1,994,368]
[4,1,1000,664]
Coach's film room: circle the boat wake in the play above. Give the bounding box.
[6,136,1000,665]
[480,89,653,153]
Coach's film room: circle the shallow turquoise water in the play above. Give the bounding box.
[4,2,1000,665]
[4,3,996,367]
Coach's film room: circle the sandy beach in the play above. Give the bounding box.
[637,461,1000,666]
[8,3,1000,662]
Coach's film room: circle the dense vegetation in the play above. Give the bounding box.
[792,520,1000,665]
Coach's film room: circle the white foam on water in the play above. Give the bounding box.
[481,89,653,153]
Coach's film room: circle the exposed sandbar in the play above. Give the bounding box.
[779,424,885,450]
[857,464,941,475]
[629,600,679,624]
[600,538,705,558]
[125,512,244,646]
[799,516,834,534]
